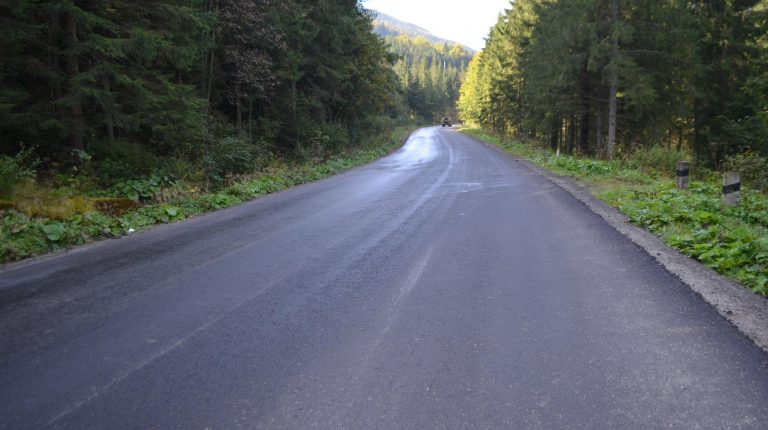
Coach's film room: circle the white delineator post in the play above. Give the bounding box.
[675,160,690,190]
[722,171,741,207]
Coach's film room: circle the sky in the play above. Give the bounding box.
[361,0,512,51]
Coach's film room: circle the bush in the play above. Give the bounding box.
[0,210,48,261]
[296,122,350,163]
[624,145,689,176]
[724,151,768,192]
[0,146,38,198]
[203,134,257,186]
[90,139,160,186]
[106,172,179,203]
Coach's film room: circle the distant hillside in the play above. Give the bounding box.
[371,10,475,53]
[366,11,474,122]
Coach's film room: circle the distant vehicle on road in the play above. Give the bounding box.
[441,117,452,127]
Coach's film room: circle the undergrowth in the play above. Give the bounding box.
[462,128,768,295]
[601,183,768,293]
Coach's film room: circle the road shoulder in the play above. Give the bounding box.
[467,134,768,354]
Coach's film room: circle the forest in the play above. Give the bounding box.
[386,35,473,121]
[458,0,768,169]
[0,0,402,189]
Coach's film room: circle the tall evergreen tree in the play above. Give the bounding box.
[459,0,764,166]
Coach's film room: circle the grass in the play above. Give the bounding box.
[462,127,768,295]
[0,126,413,264]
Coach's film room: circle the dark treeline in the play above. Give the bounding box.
[459,0,768,167]
[0,0,401,184]
[385,35,473,121]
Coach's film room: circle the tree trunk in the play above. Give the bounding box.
[693,100,703,163]
[578,70,590,155]
[550,118,559,152]
[606,0,619,159]
[205,0,219,113]
[567,114,576,155]
[248,93,253,144]
[235,83,242,131]
[63,11,84,151]
[517,83,524,137]
[104,78,115,141]
[596,108,603,157]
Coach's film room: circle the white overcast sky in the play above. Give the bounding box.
[361,0,512,50]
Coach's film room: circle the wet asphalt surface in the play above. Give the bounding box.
[1,127,767,429]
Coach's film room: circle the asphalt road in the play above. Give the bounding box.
[1,127,767,429]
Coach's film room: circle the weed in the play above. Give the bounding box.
[12,182,94,220]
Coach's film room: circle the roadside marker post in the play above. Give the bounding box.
[722,171,741,207]
[675,161,690,190]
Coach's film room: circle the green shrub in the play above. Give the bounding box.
[203,134,257,187]
[724,151,768,192]
[0,146,38,198]
[0,210,47,261]
[90,139,160,186]
[106,173,177,203]
[625,145,689,176]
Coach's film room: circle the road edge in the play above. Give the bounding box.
[467,134,768,354]
[0,128,418,275]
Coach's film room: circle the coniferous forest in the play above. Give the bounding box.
[385,35,473,121]
[458,0,768,168]
[0,1,403,186]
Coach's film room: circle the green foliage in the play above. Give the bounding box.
[90,140,161,186]
[459,0,767,165]
[0,210,48,261]
[0,0,212,159]
[41,223,66,242]
[203,134,258,185]
[106,175,173,203]
[724,151,768,192]
[463,128,649,182]
[623,145,689,176]
[0,146,38,198]
[383,34,473,121]
[0,0,404,183]
[601,183,768,294]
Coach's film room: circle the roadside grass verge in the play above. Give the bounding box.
[0,127,413,264]
[462,128,768,295]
